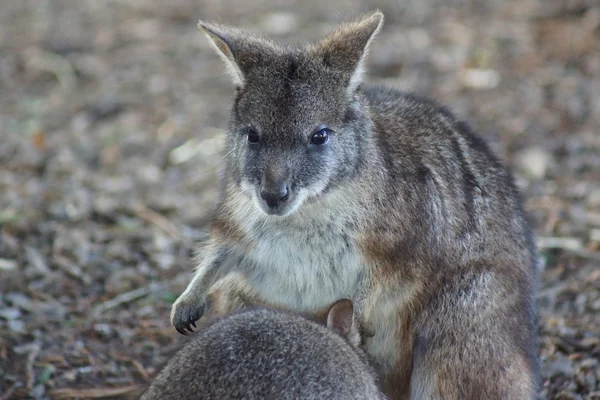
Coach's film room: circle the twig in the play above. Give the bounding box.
[0,258,17,271]
[48,385,141,399]
[23,47,77,92]
[79,345,97,367]
[26,343,41,389]
[53,254,92,285]
[0,382,21,400]
[536,236,583,251]
[537,236,600,261]
[93,283,165,316]
[571,248,600,262]
[130,359,150,381]
[0,342,7,359]
[131,202,181,240]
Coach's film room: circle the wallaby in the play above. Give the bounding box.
[144,300,385,399]
[171,12,539,399]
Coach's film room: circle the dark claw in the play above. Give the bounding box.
[172,302,204,335]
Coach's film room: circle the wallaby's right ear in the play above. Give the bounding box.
[198,22,278,89]
[326,299,361,347]
[198,22,245,88]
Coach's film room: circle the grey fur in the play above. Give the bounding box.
[145,301,385,399]
[172,12,539,399]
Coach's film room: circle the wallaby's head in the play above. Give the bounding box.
[142,299,384,400]
[199,13,383,216]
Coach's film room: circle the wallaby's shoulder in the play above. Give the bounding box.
[362,84,511,184]
[362,84,450,118]
[363,85,492,152]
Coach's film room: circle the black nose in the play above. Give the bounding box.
[260,182,290,208]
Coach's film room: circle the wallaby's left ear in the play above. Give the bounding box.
[326,299,362,347]
[314,12,384,94]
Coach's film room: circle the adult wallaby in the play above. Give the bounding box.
[144,300,385,399]
[171,12,539,399]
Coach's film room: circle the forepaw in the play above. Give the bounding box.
[170,296,205,335]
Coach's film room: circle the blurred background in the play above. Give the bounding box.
[1,0,599,398]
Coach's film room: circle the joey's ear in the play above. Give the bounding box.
[314,12,384,94]
[198,21,278,88]
[326,299,361,347]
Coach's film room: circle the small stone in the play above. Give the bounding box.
[63,370,77,382]
[137,164,162,183]
[542,357,575,378]
[407,29,431,49]
[105,269,143,295]
[29,384,45,398]
[8,319,26,333]
[94,195,119,216]
[0,308,21,320]
[152,253,176,271]
[169,135,224,165]
[0,258,17,271]
[579,358,599,369]
[136,305,154,317]
[461,68,500,89]
[588,188,600,207]
[260,12,298,36]
[71,112,91,134]
[6,292,35,312]
[149,75,169,94]
[130,19,161,41]
[94,323,114,337]
[25,246,50,274]
[515,147,553,180]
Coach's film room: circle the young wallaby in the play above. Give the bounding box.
[171,12,539,399]
[144,300,385,399]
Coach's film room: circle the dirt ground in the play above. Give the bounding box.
[0,0,599,399]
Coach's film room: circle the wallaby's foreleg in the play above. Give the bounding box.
[170,242,234,334]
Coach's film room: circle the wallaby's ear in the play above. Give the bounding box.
[198,22,279,88]
[326,299,361,347]
[198,22,245,87]
[315,12,384,94]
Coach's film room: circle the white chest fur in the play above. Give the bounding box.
[232,199,364,311]
[224,192,407,373]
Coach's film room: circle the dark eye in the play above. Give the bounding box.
[310,128,331,146]
[247,129,260,145]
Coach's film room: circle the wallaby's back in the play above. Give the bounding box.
[143,305,384,400]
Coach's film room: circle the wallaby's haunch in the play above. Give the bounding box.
[145,300,385,399]
[171,12,539,399]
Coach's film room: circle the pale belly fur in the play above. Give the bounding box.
[228,192,404,372]
[238,225,364,311]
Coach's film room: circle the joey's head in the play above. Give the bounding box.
[199,13,383,216]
